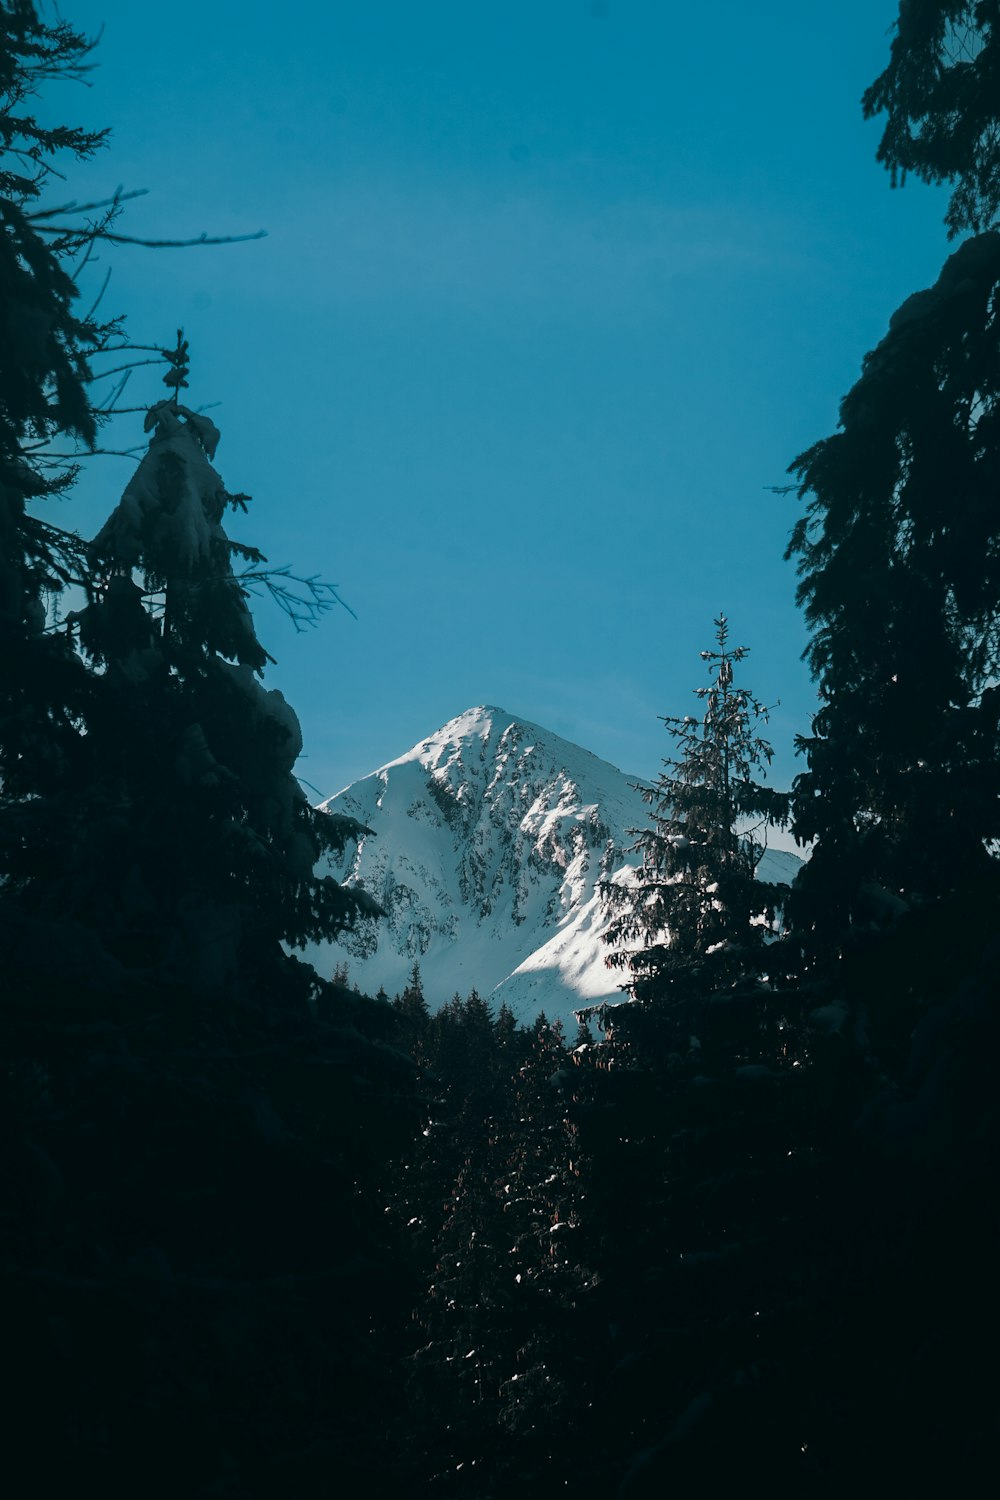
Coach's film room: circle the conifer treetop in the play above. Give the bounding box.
[601,618,788,1013]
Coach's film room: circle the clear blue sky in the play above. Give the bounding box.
[52,0,949,802]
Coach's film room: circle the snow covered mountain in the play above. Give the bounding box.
[305,706,802,1028]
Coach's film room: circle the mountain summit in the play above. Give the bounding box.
[306,706,801,1026]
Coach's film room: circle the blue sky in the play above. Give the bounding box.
[53,0,949,804]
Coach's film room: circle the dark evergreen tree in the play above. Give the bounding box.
[2,351,415,1496]
[0,18,418,1495]
[393,959,432,1049]
[402,959,425,1001]
[863,0,1000,236]
[786,2,1000,969]
[785,233,1000,965]
[460,987,496,1070]
[0,3,105,479]
[0,3,110,906]
[493,998,520,1055]
[49,339,379,994]
[601,617,788,1040]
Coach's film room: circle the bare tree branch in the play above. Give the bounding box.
[24,187,148,221]
[236,566,358,629]
[98,228,267,249]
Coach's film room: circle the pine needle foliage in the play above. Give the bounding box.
[864,1,1000,236]
[52,348,381,988]
[602,617,788,1017]
[786,233,1000,950]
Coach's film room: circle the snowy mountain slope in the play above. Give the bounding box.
[304,706,802,1028]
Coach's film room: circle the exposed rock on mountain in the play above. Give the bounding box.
[306,706,801,1026]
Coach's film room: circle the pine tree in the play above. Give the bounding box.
[494,998,520,1055]
[863,1,1000,237]
[0,4,106,481]
[0,4,111,907]
[1,18,422,1496]
[54,339,378,994]
[394,959,432,1046]
[602,617,788,1036]
[786,234,1000,962]
[461,987,495,1069]
[785,3,1000,962]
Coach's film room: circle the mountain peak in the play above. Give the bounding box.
[371,705,635,790]
[308,708,801,1026]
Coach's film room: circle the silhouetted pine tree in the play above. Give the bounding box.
[786,1,1000,983]
[50,343,378,995]
[0,21,415,1489]
[0,3,110,918]
[864,0,1000,237]
[3,359,417,1500]
[493,998,520,1057]
[786,236,1000,975]
[599,617,788,1058]
[393,960,432,1055]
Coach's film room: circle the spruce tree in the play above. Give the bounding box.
[57,338,378,994]
[786,238,1000,960]
[863,1,1000,237]
[0,23,418,1489]
[602,617,788,1034]
[393,959,431,1047]
[785,3,1000,963]
[0,3,110,911]
[494,998,520,1054]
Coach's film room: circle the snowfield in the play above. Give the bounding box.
[305,706,802,1028]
